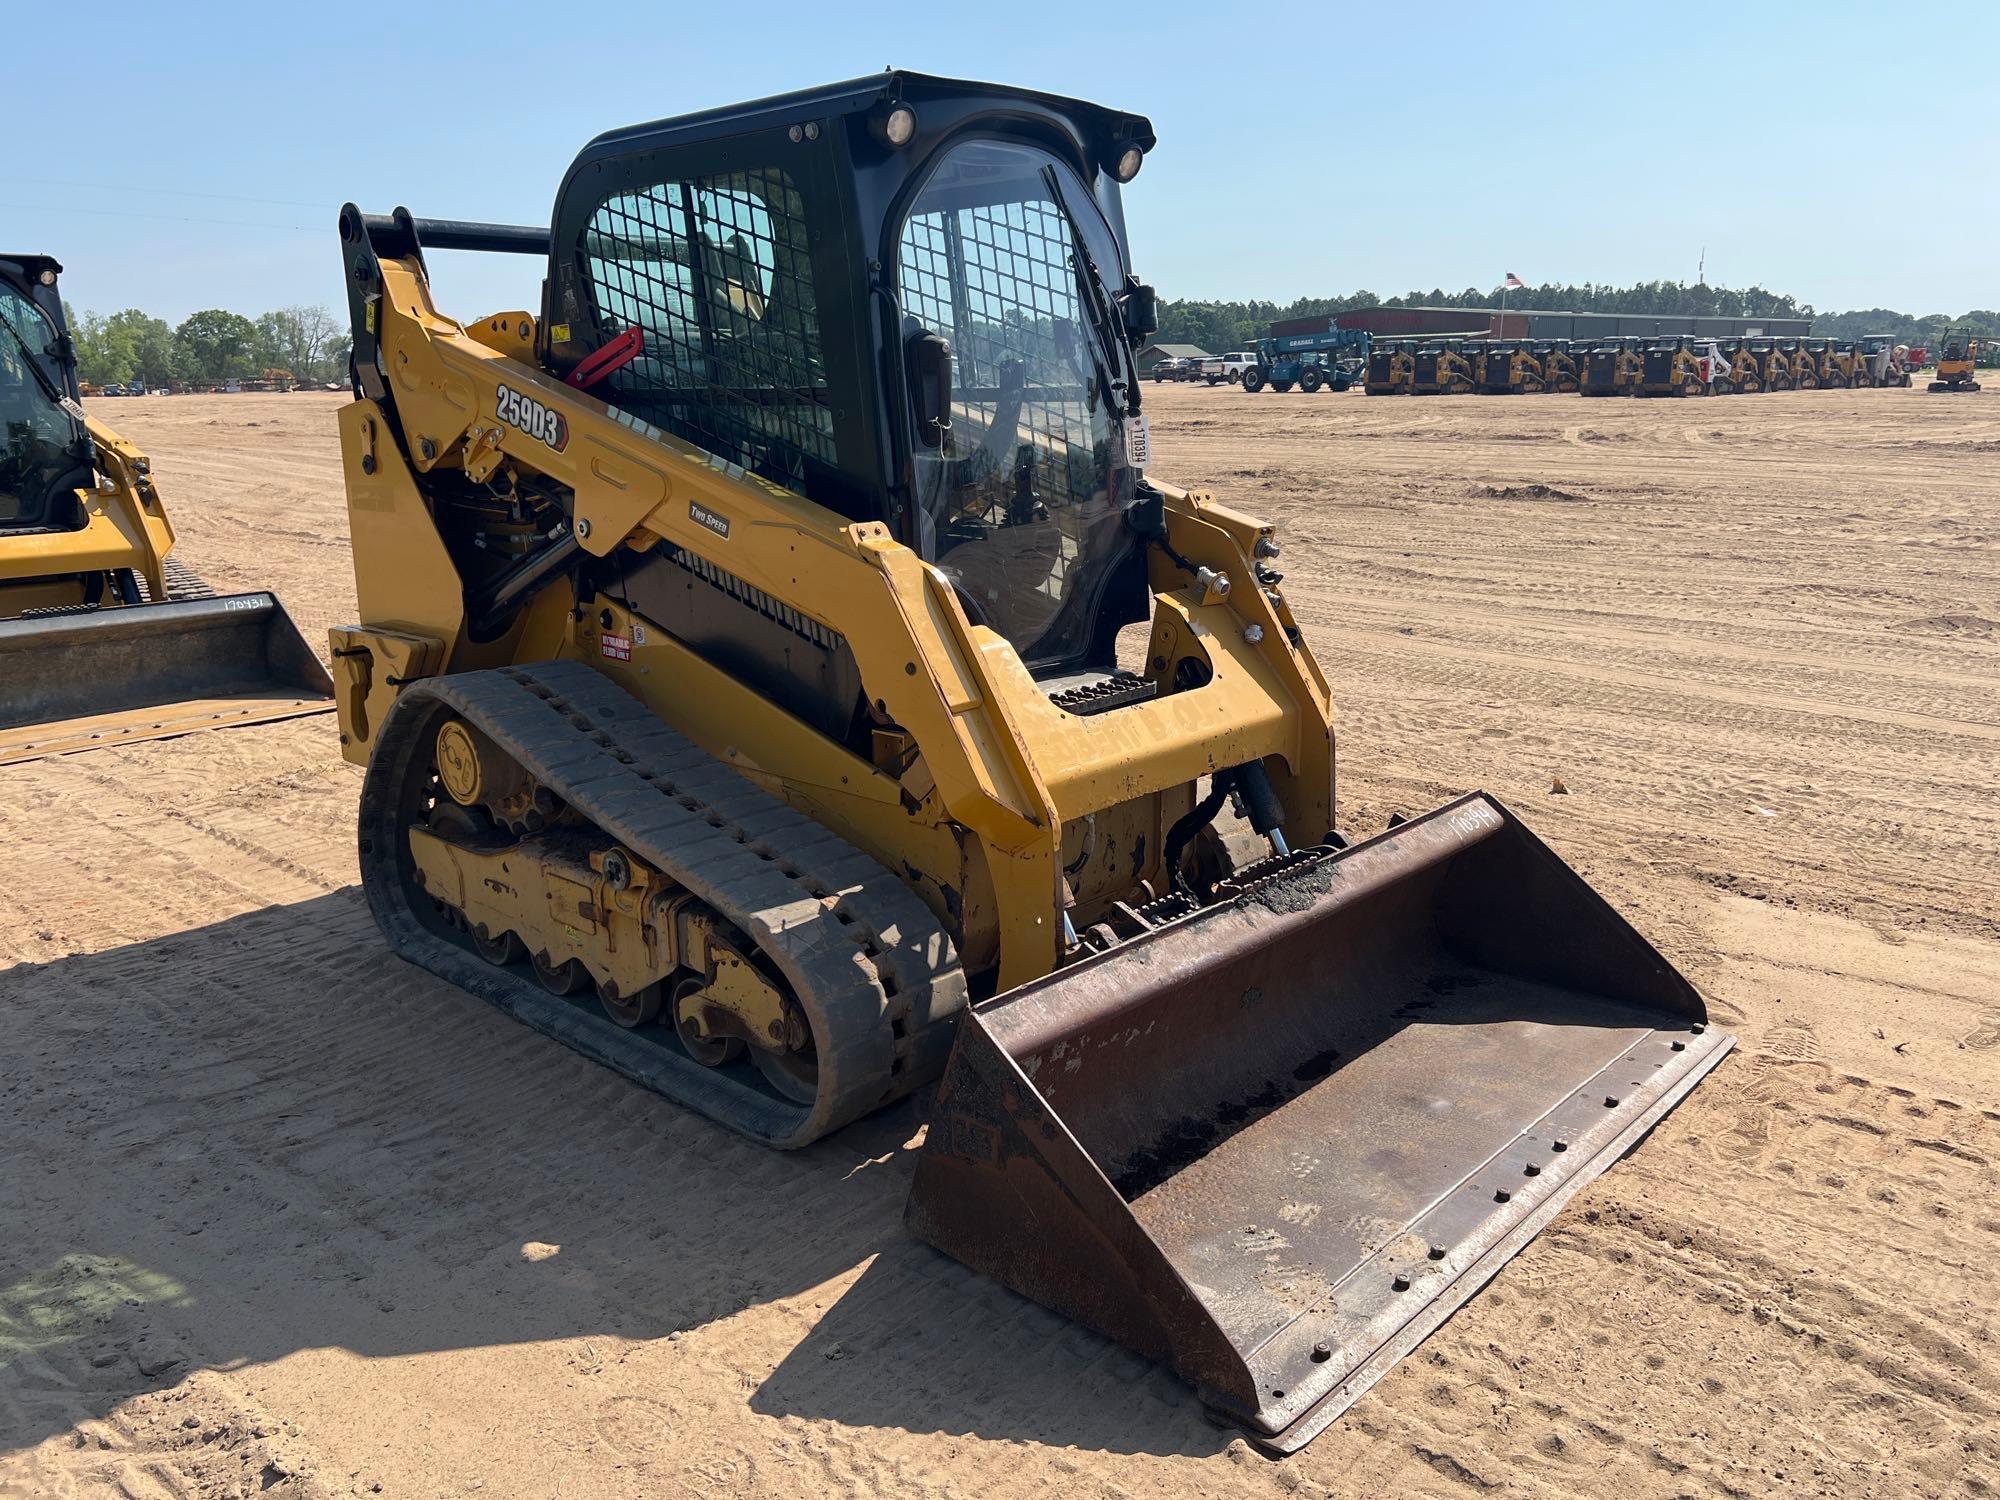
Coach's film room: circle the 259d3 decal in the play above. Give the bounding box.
[495,382,569,453]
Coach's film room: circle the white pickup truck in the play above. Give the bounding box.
[1197,351,1258,385]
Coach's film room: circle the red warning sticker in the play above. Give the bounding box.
[600,633,632,661]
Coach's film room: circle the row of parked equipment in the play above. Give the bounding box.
[1363,334,1915,397]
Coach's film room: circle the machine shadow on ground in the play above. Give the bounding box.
[0,892,1229,1460]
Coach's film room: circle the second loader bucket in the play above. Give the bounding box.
[906,792,1732,1453]
[0,594,334,765]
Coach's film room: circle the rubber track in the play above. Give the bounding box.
[357,659,967,1147]
[160,557,216,599]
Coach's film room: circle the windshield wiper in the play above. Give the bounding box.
[1040,167,1138,421]
[0,312,75,415]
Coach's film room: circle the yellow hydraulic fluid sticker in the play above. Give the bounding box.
[550,323,571,344]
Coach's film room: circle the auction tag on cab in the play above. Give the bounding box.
[1126,413,1150,469]
[600,633,632,661]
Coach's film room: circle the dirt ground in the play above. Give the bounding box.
[3,386,1996,1499]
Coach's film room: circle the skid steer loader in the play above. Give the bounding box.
[1364,339,1415,394]
[1581,337,1642,396]
[1535,340,1581,393]
[1637,336,1709,397]
[1473,340,1543,394]
[329,73,1730,1453]
[1792,340,1824,388]
[1720,339,1763,394]
[1755,340,1793,391]
[1860,336,1912,388]
[1412,339,1476,395]
[0,254,332,763]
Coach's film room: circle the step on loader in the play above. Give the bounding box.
[327,73,1731,1452]
[0,255,332,763]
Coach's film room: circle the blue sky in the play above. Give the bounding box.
[16,2,1993,323]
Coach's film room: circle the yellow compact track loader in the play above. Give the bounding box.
[329,74,1730,1453]
[0,254,331,763]
[1473,341,1543,394]
[1535,340,1581,392]
[1580,337,1642,396]
[1412,340,1475,395]
[1792,340,1824,388]
[1637,336,1709,397]
[1721,340,1763,394]
[1757,341,1793,391]
[1364,339,1415,394]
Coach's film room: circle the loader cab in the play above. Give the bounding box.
[541,73,1158,678]
[0,255,93,534]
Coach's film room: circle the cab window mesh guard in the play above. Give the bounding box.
[898,197,1099,521]
[580,167,832,495]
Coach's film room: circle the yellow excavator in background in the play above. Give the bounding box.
[0,254,331,762]
[1929,327,1983,392]
[327,73,1730,1453]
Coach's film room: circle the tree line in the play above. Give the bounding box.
[1154,279,2000,353]
[66,304,350,389]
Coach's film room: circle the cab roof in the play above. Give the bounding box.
[578,71,1155,161]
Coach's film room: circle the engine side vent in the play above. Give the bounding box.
[663,545,843,653]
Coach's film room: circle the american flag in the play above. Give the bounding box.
[1503,272,1526,290]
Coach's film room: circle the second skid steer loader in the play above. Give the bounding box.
[329,73,1731,1453]
[0,254,331,763]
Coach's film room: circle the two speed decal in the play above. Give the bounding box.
[495,382,570,453]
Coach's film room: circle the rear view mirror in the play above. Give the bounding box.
[906,330,952,450]
[1118,277,1158,343]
